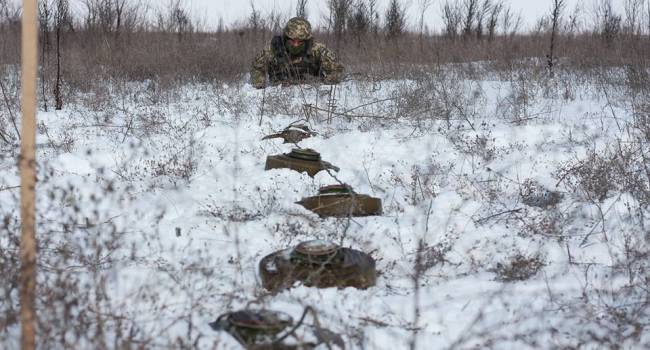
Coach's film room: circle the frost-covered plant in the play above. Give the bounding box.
[556,149,615,202]
[520,209,566,240]
[0,174,171,348]
[557,142,650,206]
[420,241,454,271]
[447,131,497,164]
[492,252,545,281]
[633,104,650,142]
[497,71,544,124]
[392,70,481,131]
[552,232,650,348]
[202,202,263,223]
[0,68,20,148]
[408,163,446,205]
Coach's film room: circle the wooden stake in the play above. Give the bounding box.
[20,1,38,349]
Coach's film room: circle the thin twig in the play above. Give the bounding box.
[362,160,377,195]
[579,193,622,247]
[0,77,20,139]
[599,78,623,132]
[0,112,13,144]
[326,85,335,124]
[306,105,396,120]
[475,208,523,224]
[258,87,266,126]
[340,96,397,114]
[425,199,434,234]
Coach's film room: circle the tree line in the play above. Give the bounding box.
[0,0,648,109]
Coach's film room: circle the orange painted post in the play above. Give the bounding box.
[20,0,38,349]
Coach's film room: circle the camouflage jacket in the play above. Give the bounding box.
[251,36,344,88]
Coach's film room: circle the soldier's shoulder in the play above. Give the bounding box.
[310,41,330,52]
[309,41,340,63]
[254,44,274,59]
[264,41,276,52]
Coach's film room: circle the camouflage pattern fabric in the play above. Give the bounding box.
[284,17,312,40]
[250,38,344,89]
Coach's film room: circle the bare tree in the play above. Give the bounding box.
[486,0,503,41]
[563,3,582,35]
[385,0,407,38]
[0,0,6,21]
[501,6,522,36]
[217,16,224,33]
[547,0,565,78]
[417,0,432,49]
[475,0,492,39]
[0,0,20,26]
[172,3,192,39]
[296,0,309,19]
[265,10,286,33]
[417,0,432,35]
[53,0,70,110]
[348,0,370,47]
[328,0,352,49]
[82,0,145,34]
[0,0,21,145]
[39,0,52,111]
[623,0,643,35]
[594,0,621,44]
[441,0,462,39]
[82,0,113,32]
[156,0,193,40]
[533,15,550,35]
[462,0,478,39]
[248,1,263,34]
[368,0,379,35]
[645,0,650,35]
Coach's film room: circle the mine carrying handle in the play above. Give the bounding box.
[208,313,228,330]
[269,306,311,345]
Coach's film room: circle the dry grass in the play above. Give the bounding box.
[1,19,649,93]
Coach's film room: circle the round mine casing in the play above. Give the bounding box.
[259,242,377,292]
[209,310,293,347]
[262,124,315,144]
[265,149,338,177]
[297,185,382,217]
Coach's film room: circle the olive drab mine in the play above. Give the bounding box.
[210,17,382,349]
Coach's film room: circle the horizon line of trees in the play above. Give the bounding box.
[246,0,650,43]
[0,0,648,120]
[1,0,649,42]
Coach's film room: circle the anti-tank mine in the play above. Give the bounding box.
[209,308,344,349]
[297,184,382,217]
[262,124,317,144]
[265,148,339,177]
[210,310,293,348]
[259,240,377,292]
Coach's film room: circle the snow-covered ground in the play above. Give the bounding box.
[1,69,649,349]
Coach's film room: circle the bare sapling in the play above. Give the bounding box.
[548,0,565,78]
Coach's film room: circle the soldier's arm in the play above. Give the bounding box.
[250,48,273,89]
[313,43,344,84]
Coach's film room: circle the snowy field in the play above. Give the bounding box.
[1,67,649,349]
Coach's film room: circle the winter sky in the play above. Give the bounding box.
[166,0,624,31]
[12,0,627,31]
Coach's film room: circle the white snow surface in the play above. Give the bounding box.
[1,71,648,349]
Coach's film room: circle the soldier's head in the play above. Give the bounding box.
[283,17,311,55]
